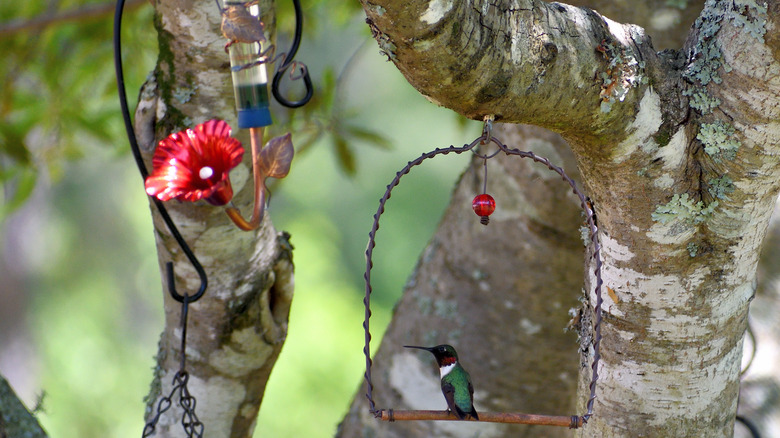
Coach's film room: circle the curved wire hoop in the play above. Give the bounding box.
[362,135,604,426]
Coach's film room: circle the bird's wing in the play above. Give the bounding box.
[467,378,479,420]
[441,380,465,419]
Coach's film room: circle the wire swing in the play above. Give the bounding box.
[361,118,604,428]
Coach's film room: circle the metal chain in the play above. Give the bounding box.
[362,130,604,425]
[141,295,204,437]
[142,370,204,438]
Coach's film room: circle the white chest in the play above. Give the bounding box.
[439,363,456,378]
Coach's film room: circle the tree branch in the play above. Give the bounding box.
[361,0,667,142]
[0,0,147,38]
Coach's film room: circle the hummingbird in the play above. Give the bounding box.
[404,344,479,420]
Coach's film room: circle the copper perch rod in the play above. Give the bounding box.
[225,126,266,231]
[377,410,583,428]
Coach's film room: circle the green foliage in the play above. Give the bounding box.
[20,160,163,438]
[276,0,361,34]
[283,67,393,176]
[0,0,374,223]
[652,193,718,224]
[253,35,471,433]
[665,0,690,9]
[0,167,37,220]
[0,0,156,218]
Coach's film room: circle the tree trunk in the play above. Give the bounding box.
[137,1,293,437]
[340,0,780,437]
[0,375,47,438]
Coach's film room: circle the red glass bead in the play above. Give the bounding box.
[472,194,496,217]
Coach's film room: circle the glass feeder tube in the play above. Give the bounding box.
[226,0,272,129]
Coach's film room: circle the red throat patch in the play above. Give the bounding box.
[441,357,456,366]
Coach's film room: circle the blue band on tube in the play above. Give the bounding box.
[238,107,272,129]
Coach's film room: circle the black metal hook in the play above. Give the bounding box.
[114,0,208,304]
[116,2,207,435]
[271,0,313,108]
[167,261,208,303]
[736,415,762,438]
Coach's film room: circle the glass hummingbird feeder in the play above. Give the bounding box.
[224,0,273,129]
[218,0,311,231]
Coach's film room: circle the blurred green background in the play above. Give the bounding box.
[0,1,473,436]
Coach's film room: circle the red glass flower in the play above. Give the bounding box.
[145,120,244,206]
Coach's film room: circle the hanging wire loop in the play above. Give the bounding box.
[481,115,494,145]
[362,133,603,426]
[114,0,208,304]
[115,0,208,435]
[271,0,313,108]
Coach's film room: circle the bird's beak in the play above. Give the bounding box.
[403,345,433,351]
